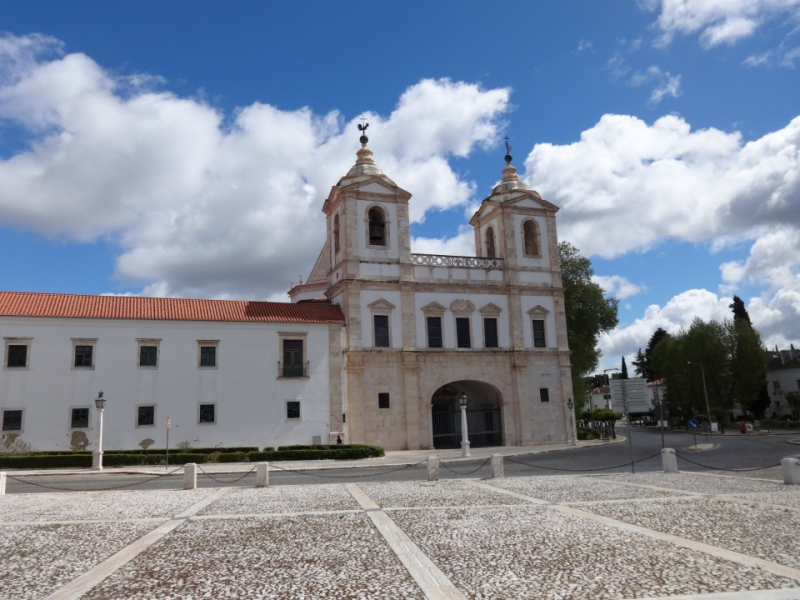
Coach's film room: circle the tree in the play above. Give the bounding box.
[558,242,620,410]
[729,295,751,324]
[644,328,669,380]
[632,348,646,377]
[620,356,629,379]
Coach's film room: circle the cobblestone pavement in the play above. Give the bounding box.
[2,472,800,599]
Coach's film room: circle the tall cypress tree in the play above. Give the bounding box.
[621,356,629,379]
[729,295,751,324]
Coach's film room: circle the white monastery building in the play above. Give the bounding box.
[1,129,576,452]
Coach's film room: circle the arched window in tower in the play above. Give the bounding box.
[523,219,541,257]
[333,214,340,254]
[485,227,496,259]
[368,207,387,246]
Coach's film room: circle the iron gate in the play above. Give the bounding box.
[432,408,502,449]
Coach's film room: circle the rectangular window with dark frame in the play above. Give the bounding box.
[139,345,158,367]
[7,344,27,368]
[427,316,443,348]
[286,401,301,419]
[282,340,305,377]
[137,406,155,427]
[200,345,216,367]
[378,392,390,409]
[74,345,93,368]
[71,408,89,428]
[373,315,390,348]
[539,388,550,403]
[456,317,471,348]
[483,318,498,348]
[532,319,546,348]
[3,410,22,431]
[199,404,216,424]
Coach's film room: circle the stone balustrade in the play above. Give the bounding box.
[411,253,503,270]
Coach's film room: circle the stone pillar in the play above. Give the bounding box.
[782,458,800,485]
[183,463,197,490]
[256,463,269,488]
[662,448,678,473]
[427,456,439,481]
[491,454,504,478]
[0,472,6,495]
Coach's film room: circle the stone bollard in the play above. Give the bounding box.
[662,448,678,473]
[0,472,6,495]
[183,463,197,490]
[256,462,269,488]
[782,458,800,485]
[427,456,439,481]
[491,454,504,478]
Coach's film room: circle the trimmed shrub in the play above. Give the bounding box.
[0,454,91,469]
[247,444,384,462]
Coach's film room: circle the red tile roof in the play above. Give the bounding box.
[0,292,344,324]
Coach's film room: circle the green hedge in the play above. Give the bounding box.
[0,445,383,469]
[758,419,800,430]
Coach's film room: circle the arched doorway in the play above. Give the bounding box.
[431,381,502,449]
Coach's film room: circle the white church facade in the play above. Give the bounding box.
[1,132,576,452]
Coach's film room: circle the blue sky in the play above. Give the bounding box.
[1,1,799,370]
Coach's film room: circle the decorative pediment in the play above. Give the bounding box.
[479,303,503,315]
[527,305,550,316]
[503,191,560,212]
[340,175,411,199]
[449,299,476,313]
[421,301,446,315]
[368,298,396,311]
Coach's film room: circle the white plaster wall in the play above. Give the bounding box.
[414,292,510,349]
[356,199,399,260]
[359,263,401,278]
[359,290,404,349]
[770,366,800,415]
[0,316,334,451]
[517,271,553,285]
[519,296,557,349]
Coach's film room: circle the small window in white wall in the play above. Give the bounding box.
[368,299,395,348]
[532,320,546,348]
[456,318,471,348]
[71,407,90,428]
[198,340,219,369]
[378,393,390,409]
[199,404,216,424]
[72,338,97,369]
[138,339,160,368]
[527,305,550,349]
[4,338,31,370]
[137,405,156,427]
[3,409,22,432]
[540,389,550,403]
[483,318,499,349]
[422,302,446,349]
[286,401,301,420]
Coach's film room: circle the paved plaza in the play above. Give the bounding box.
[2,467,800,600]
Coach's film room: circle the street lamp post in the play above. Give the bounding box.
[567,397,576,445]
[688,362,712,442]
[92,391,106,470]
[458,391,470,458]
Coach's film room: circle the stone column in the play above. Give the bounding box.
[427,456,439,481]
[661,448,678,473]
[0,472,6,495]
[256,463,269,488]
[782,457,800,485]
[491,454,504,478]
[183,463,197,490]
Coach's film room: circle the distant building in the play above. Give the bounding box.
[766,346,800,418]
[1,132,576,451]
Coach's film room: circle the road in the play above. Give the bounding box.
[4,427,798,494]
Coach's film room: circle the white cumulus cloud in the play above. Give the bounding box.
[0,34,510,300]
